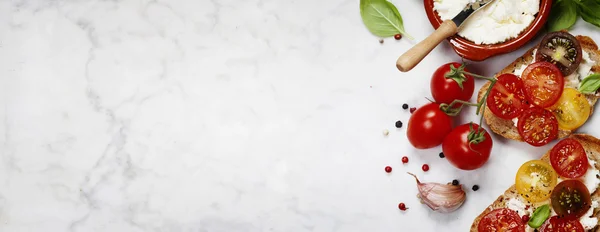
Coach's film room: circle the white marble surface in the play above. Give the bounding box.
[1,0,599,231]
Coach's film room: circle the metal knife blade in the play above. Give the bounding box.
[451,0,496,27]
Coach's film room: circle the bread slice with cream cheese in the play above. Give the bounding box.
[470,134,600,231]
[477,35,600,141]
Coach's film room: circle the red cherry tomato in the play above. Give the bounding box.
[521,62,564,108]
[407,103,453,149]
[487,74,528,119]
[430,63,475,105]
[517,107,559,147]
[550,138,589,178]
[550,180,591,219]
[442,123,492,170]
[539,216,584,232]
[478,208,525,232]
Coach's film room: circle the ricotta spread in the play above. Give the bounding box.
[506,197,531,217]
[565,51,595,89]
[580,159,600,230]
[584,159,600,194]
[511,117,518,127]
[433,0,540,44]
[581,201,599,230]
[506,198,534,232]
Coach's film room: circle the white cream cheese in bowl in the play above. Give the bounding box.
[433,0,540,45]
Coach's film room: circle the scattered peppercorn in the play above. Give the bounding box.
[385,166,392,173]
[398,202,407,211]
[410,107,416,114]
[439,152,445,158]
[422,164,429,172]
[402,103,409,109]
[394,34,402,40]
[521,215,530,223]
[379,39,384,44]
[472,185,480,191]
[395,121,403,128]
[452,179,459,185]
[402,156,409,164]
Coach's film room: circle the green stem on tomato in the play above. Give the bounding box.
[439,65,498,138]
[476,78,497,115]
[462,71,496,82]
[440,100,478,116]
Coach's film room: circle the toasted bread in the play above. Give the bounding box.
[470,134,600,231]
[477,36,600,141]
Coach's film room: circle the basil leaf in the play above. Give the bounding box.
[579,74,600,94]
[575,0,600,27]
[547,0,578,31]
[360,0,413,39]
[528,204,550,228]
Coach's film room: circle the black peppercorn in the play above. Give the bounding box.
[472,185,480,191]
[395,121,403,128]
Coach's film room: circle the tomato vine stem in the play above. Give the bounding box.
[439,65,498,145]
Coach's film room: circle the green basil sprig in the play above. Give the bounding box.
[360,0,413,39]
[528,204,550,228]
[547,0,578,31]
[577,0,600,28]
[547,0,600,31]
[579,74,600,94]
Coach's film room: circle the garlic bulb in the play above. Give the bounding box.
[407,172,466,213]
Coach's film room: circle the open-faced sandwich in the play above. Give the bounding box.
[477,31,600,146]
[471,134,600,231]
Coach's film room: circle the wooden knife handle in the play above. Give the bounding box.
[396,20,458,72]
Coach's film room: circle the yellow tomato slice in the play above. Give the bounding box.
[515,160,558,203]
[548,88,591,130]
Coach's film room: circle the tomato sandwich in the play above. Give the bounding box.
[477,32,600,146]
[471,134,600,231]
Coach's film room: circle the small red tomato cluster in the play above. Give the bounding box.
[406,63,493,171]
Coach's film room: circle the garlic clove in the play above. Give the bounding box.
[407,172,466,213]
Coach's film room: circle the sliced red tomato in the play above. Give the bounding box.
[550,138,589,178]
[550,180,591,219]
[521,62,564,108]
[478,208,525,232]
[517,107,559,146]
[539,216,584,232]
[487,74,528,119]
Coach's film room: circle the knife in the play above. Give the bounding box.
[396,0,495,72]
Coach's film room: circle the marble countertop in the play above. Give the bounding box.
[1,0,600,231]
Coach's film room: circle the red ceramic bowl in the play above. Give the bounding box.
[424,0,553,61]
